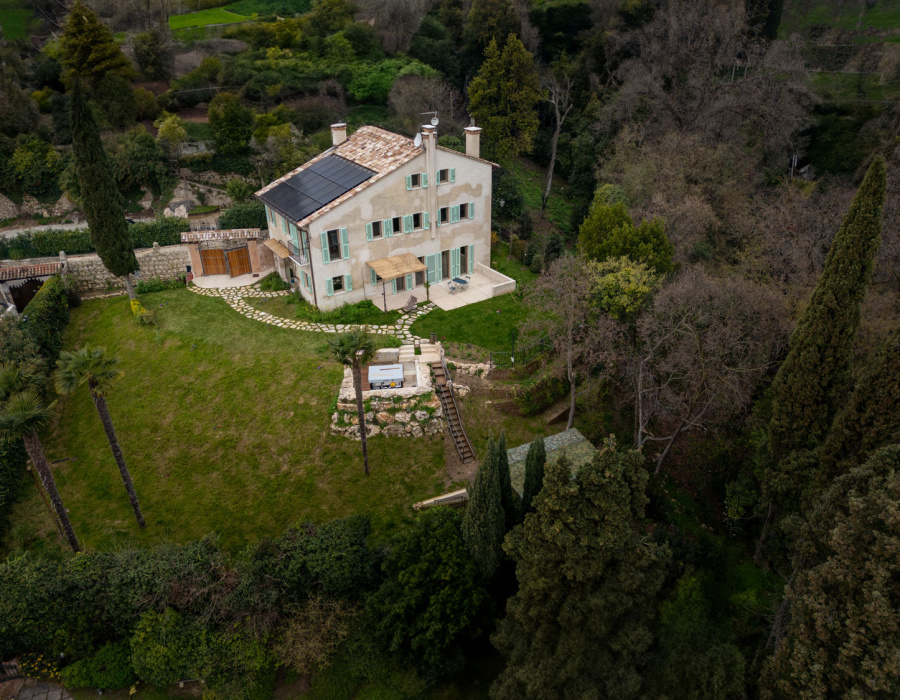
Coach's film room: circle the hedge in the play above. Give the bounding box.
[217,201,266,230]
[0,440,28,539]
[515,373,569,416]
[20,274,71,373]
[0,218,191,260]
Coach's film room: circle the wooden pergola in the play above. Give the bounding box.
[367,253,427,309]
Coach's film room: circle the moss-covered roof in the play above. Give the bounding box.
[507,428,596,496]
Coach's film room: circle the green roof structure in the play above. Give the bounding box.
[507,428,596,496]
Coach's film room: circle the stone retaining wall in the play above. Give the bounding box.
[66,244,189,292]
[331,393,444,439]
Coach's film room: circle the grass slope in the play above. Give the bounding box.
[169,7,250,29]
[3,289,446,557]
[0,0,38,40]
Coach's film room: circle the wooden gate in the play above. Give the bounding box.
[226,247,251,277]
[200,249,227,276]
[10,278,43,313]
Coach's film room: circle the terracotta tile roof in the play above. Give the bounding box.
[0,262,63,282]
[180,228,262,243]
[435,145,499,168]
[255,126,425,229]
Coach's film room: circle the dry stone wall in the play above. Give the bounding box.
[65,244,189,292]
[331,393,444,439]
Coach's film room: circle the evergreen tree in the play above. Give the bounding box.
[767,157,886,460]
[491,440,670,700]
[59,2,134,90]
[467,34,541,160]
[465,0,518,57]
[520,437,545,516]
[761,445,900,698]
[819,330,900,479]
[496,432,518,530]
[462,437,506,580]
[208,93,254,156]
[69,79,139,299]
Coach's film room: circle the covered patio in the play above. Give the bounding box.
[367,253,428,312]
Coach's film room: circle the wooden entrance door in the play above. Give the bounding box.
[200,249,227,276]
[226,247,252,277]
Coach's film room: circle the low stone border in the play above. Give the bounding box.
[188,284,437,342]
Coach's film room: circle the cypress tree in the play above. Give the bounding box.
[520,437,546,516]
[760,445,900,699]
[462,437,506,580]
[492,441,669,699]
[768,157,886,459]
[820,330,900,479]
[69,79,139,299]
[496,432,519,530]
[59,2,134,90]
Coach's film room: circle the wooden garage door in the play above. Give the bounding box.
[200,249,227,276]
[226,247,251,277]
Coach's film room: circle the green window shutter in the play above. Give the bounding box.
[320,232,330,264]
[406,273,413,290]
[426,254,437,283]
[451,205,460,223]
[423,211,430,229]
[383,218,393,238]
[391,279,397,295]
[265,205,272,223]
[449,168,455,183]
[421,172,428,188]
[452,248,461,278]
[289,223,299,247]
[468,244,475,274]
[406,175,412,190]
[345,274,353,292]
[340,227,349,259]
[366,222,373,241]
[436,210,442,227]
[326,278,334,296]
[468,202,475,219]
[436,170,440,185]
[370,268,377,285]
[403,215,411,233]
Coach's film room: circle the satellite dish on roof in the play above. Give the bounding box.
[431,116,439,126]
[414,133,422,147]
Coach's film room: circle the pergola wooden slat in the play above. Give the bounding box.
[367,252,427,281]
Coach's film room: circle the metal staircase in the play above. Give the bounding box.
[431,360,475,464]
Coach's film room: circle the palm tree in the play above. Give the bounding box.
[328,329,377,475]
[56,345,146,529]
[0,364,81,553]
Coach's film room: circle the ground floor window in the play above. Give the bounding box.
[332,275,344,293]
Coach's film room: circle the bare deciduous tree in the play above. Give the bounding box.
[387,74,465,136]
[356,0,435,54]
[527,255,621,430]
[541,58,574,212]
[628,269,788,474]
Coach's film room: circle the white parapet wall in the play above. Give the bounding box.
[477,262,517,297]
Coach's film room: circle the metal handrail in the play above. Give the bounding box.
[286,240,309,265]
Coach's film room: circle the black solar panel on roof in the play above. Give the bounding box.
[258,154,375,223]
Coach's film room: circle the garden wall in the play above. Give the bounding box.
[477,262,517,297]
[331,393,445,439]
[66,244,189,292]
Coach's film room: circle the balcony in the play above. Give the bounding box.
[287,240,309,266]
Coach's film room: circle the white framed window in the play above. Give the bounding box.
[437,168,455,184]
[332,275,344,293]
[326,273,353,296]
[405,172,428,190]
[438,207,449,225]
[366,220,383,240]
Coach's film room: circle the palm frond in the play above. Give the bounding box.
[327,328,378,367]
[0,389,55,442]
[55,344,122,397]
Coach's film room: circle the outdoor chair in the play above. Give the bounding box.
[402,295,418,313]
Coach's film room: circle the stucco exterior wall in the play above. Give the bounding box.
[266,145,493,311]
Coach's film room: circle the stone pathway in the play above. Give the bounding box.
[188,284,437,344]
[14,680,73,700]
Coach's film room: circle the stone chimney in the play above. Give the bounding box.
[464,126,481,159]
[330,123,347,147]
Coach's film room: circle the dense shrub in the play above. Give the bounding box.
[60,641,137,690]
[515,373,569,416]
[130,609,206,687]
[219,201,267,230]
[178,151,254,176]
[135,276,185,294]
[0,440,28,539]
[258,271,290,291]
[0,219,190,259]
[287,296,396,325]
[20,275,70,373]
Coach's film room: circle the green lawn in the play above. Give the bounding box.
[246,295,402,328]
[0,0,38,39]
[779,0,900,38]
[169,7,251,29]
[492,241,539,287]
[507,157,574,235]
[410,293,533,355]
[3,289,447,558]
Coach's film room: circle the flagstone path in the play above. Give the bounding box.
[188,284,436,344]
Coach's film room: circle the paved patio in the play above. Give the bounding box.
[192,267,274,289]
[372,271,512,312]
[14,680,73,700]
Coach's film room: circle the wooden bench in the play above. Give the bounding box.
[402,295,417,313]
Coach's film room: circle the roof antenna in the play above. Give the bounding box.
[420,111,439,127]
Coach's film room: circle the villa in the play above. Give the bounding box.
[254,122,516,311]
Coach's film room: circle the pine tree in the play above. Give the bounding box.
[462,437,506,580]
[495,432,518,530]
[819,330,900,479]
[520,437,545,516]
[491,440,670,700]
[768,157,886,460]
[69,79,139,299]
[760,445,900,698]
[59,1,134,90]
[467,34,541,160]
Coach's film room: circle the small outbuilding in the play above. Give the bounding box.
[0,262,65,314]
[181,228,273,279]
